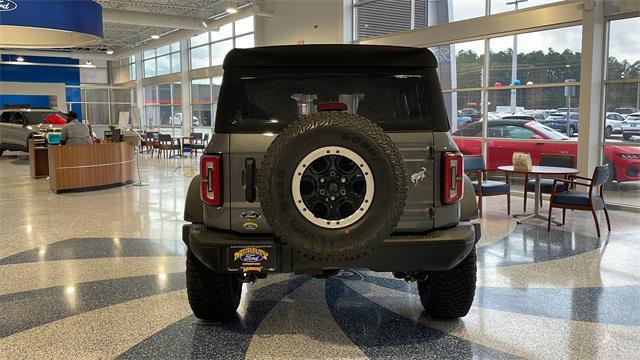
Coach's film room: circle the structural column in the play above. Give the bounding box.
[577,0,605,177]
[135,54,144,129]
[180,39,192,137]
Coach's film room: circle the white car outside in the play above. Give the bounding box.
[621,113,640,140]
[605,112,625,138]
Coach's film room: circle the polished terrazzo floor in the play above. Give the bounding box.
[1,151,639,359]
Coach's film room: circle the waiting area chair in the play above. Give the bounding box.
[156,134,180,158]
[547,165,611,238]
[189,133,209,157]
[464,155,511,217]
[523,153,576,211]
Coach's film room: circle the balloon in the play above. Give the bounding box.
[494,82,502,87]
[526,81,534,85]
[513,79,521,85]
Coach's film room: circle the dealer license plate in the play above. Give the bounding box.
[227,245,276,272]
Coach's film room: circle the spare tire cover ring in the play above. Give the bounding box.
[291,146,374,229]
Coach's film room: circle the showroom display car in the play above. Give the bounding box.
[183,45,481,322]
[0,108,66,155]
[453,119,640,182]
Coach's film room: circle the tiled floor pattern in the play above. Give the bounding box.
[1,152,639,359]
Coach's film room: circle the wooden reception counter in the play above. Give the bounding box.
[48,142,134,193]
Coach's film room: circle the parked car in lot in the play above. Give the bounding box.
[622,112,640,140]
[459,107,482,121]
[453,119,640,182]
[615,108,639,117]
[456,116,472,128]
[605,112,625,138]
[501,115,536,122]
[539,112,579,136]
[170,112,200,126]
[0,108,66,155]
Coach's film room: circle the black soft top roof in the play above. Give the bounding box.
[223,45,438,69]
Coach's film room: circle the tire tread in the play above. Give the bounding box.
[186,250,241,321]
[418,247,477,319]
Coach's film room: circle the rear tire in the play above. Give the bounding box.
[605,126,613,139]
[186,250,242,322]
[418,247,477,319]
[568,126,576,137]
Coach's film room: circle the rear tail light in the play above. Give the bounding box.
[201,154,223,207]
[442,152,463,204]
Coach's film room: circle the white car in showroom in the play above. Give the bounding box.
[622,112,640,140]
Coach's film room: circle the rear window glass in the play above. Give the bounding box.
[222,73,444,132]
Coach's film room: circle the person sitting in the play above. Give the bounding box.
[60,111,93,145]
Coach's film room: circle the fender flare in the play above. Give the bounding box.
[460,174,478,221]
[184,175,204,224]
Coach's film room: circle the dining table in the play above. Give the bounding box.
[497,165,579,225]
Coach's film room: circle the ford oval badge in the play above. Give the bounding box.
[241,211,261,220]
[240,254,263,262]
[0,0,17,11]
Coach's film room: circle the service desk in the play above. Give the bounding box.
[48,142,134,193]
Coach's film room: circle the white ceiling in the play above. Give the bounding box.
[96,0,251,52]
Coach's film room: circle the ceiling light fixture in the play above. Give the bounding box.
[151,34,160,40]
[106,50,114,55]
[16,56,24,62]
[226,7,238,14]
[201,21,208,28]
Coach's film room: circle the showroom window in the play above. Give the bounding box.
[128,55,136,81]
[353,0,566,40]
[490,0,563,15]
[431,25,584,189]
[189,16,255,70]
[190,76,222,136]
[110,56,137,84]
[143,42,181,78]
[66,87,135,135]
[601,16,640,208]
[144,83,182,135]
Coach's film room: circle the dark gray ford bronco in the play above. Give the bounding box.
[183,45,480,322]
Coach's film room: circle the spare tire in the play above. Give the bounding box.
[258,111,407,261]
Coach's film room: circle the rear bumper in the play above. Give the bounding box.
[184,222,480,274]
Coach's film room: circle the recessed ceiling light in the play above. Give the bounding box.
[16,56,24,62]
[226,7,238,14]
[151,34,160,40]
[106,50,114,55]
[201,21,208,28]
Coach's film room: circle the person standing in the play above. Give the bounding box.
[61,111,93,145]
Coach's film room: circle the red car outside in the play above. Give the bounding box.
[453,119,640,182]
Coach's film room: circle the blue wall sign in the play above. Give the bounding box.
[0,0,103,47]
[0,1,18,12]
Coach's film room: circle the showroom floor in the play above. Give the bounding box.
[0,152,639,360]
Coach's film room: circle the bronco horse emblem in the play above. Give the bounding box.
[411,167,427,187]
